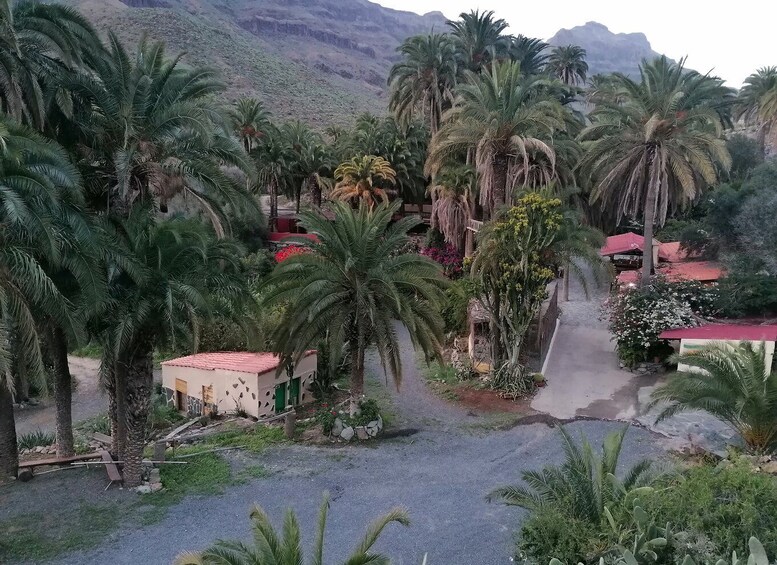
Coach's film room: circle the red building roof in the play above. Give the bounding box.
[617,260,724,286]
[601,232,663,257]
[268,232,319,243]
[660,324,777,341]
[162,351,315,375]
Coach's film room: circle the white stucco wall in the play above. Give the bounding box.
[161,352,317,418]
[678,339,775,373]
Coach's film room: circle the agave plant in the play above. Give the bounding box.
[488,426,658,524]
[175,493,409,565]
[650,342,777,453]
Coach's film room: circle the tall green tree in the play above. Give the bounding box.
[262,201,447,414]
[281,121,333,211]
[507,35,549,76]
[426,61,568,218]
[0,0,101,129]
[547,45,589,86]
[252,126,290,230]
[331,155,396,209]
[428,163,475,250]
[388,33,457,135]
[0,117,80,481]
[447,10,508,73]
[579,56,732,283]
[736,67,777,156]
[230,97,271,154]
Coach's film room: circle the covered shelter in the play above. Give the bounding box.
[617,260,724,286]
[161,351,317,418]
[600,232,663,271]
[659,324,777,372]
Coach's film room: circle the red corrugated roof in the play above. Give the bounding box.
[660,324,777,341]
[161,351,315,374]
[601,232,662,257]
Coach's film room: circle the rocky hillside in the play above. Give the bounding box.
[548,21,665,78]
[64,0,445,127]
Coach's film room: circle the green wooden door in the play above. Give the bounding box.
[274,383,286,413]
[289,378,301,406]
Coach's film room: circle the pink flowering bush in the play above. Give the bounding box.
[421,242,464,279]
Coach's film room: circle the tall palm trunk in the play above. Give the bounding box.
[51,326,74,458]
[122,338,154,487]
[641,163,659,286]
[348,326,365,416]
[563,262,571,302]
[269,180,278,232]
[311,176,322,208]
[491,153,509,219]
[103,350,127,459]
[0,383,18,482]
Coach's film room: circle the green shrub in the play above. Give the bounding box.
[440,277,475,335]
[643,461,777,559]
[519,506,603,564]
[18,430,55,450]
[75,413,111,435]
[149,393,184,431]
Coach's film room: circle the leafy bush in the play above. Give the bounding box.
[603,277,718,366]
[421,241,464,279]
[149,393,184,431]
[317,398,383,434]
[18,430,55,450]
[315,403,338,434]
[716,270,777,317]
[440,277,475,335]
[75,413,111,435]
[642,460,777,559]
[520,506,603,564]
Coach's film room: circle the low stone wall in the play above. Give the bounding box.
[330,415,384,442]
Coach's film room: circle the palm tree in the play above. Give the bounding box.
[553,207,607,302]
[331,155,397,209]
[262,201,447,414]
[426,61,568,218]
[579,56,733,284]
[447,10,508,73]
[507,35,549,76]
[388,33,457,135]
[230,97,271,154]
[0,117,80,481]
[547,45,589,86]
[428,164,475,250]
[0,0,101,129]
[106,209,250,486]
[281,121,333,212]
[70,33,256,226]
[650,343,777,453]
[252,126,291,231]
[488,425,657,524]
[175,493,409,565]
[736,67,777,156]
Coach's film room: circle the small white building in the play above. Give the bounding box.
[161,351,317,418]
[660,324,777,373]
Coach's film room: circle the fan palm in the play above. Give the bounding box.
[447,10,508,73]
[547,45,589,86]
[650,343,777,453]
[488,425,657,524]
[388,33,457,135]
[262,201,447,414]
[736,67,777,156]
[70,33,256,228]
[0,117,80,481]
[426,61,568,218]
[104,209,250,486]
[331,155,397,209]
[175,493,409,565]
[0,0,101,129]
[578,56,732,284]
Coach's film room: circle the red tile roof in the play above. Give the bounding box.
[660,324,777,341]
[658,241,686,263]
[616,261,724,286]
[601,232,662,257]
[268,232,319,243]
[161,351,315,374]
[660,261,724,282]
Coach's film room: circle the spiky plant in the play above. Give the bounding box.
[650,342,777,454]
[547,45,589,86]
[175,493,409,565]
[488,425,657,524]
[331,155,397,209]
[230,97,272,154]
[447,9,509,73]
[262,201,447,415]
[736,67,777,156]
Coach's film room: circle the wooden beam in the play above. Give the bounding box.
[99,450,122,483]
[18,452,102,469]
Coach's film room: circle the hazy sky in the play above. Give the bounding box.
[374,0,771,87]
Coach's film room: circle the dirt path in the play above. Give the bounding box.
[14,357,106,436]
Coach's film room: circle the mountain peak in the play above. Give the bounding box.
[548,21,662,77]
